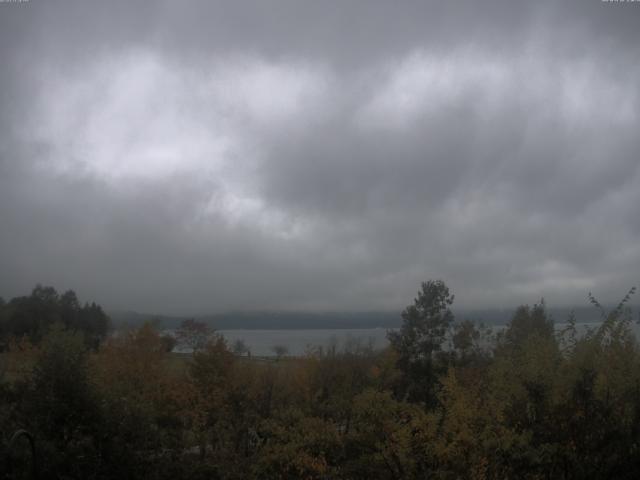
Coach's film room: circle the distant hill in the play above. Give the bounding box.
[108,310,401,330]
[108,311,185,330]
[107,305,633,330]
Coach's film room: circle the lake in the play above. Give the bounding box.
[168,320,640,357]
[218,321,640,357]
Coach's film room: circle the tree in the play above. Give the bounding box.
[502,300,553,349]
[175,318,212,353]
[344,389,432,479]
[0,285,110,347]
[160,334,178,352]
[21,324,101,478]
[271,345,289,360]
[78,301,110,348]
[187,335,236,462]
[92,323,180,477]
[452,320,479,355]
[233,339,250,357]
[450,319,492,367]
[387,280,454,404]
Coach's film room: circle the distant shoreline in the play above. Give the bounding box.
[109,306,624,331]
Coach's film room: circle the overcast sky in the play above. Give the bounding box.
[1,0,639,315]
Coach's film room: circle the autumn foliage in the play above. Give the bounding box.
[2,282,640,479]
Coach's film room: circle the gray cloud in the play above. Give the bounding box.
[1,0,639,314]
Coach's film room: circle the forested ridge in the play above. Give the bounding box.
[108,307,608,331]
[2,281,640,479]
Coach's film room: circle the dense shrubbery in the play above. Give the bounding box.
[2,281,640,479]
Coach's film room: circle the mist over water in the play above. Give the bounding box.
[171,320,640,356]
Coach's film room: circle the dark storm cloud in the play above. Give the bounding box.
[0,0,639,314]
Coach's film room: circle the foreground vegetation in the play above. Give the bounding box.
[1,282,640,479]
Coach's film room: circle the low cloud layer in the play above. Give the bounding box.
[1,1,639,314]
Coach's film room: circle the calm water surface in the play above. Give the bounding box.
[170,321,640,357]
